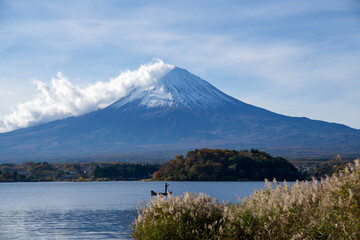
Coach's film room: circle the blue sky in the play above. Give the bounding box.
[0,0,360,130]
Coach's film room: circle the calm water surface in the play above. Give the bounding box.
[0,181,269,239]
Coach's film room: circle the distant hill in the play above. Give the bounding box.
[0,66,359,162]
[153,148,303,181]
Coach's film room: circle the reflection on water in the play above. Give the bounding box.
[0,209,136,240]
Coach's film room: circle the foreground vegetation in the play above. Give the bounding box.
[0,162,159,182]
[133,160,360,239]
[153,148,303,181]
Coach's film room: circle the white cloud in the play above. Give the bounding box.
[0,59,174,133]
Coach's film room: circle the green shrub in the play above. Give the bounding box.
[133,160,360,239]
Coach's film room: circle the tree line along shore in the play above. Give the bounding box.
[0,148,355,182]
[0,161,159,182]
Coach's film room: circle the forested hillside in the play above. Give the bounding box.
[153,148,303,181]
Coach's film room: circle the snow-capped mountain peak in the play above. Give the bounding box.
[1,63,359,161]
[111,67,237,109]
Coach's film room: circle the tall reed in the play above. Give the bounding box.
[133,160,360,239]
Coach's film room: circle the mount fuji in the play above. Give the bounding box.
[0,66,359,162]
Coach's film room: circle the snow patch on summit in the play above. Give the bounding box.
[112,67,238,109]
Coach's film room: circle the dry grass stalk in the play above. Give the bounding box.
[133,160,360,240]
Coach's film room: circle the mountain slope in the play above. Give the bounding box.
[0,67,359,161]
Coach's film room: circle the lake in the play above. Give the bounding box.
[0,181,270,239]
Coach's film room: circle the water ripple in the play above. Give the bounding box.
[0,209,136,240]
